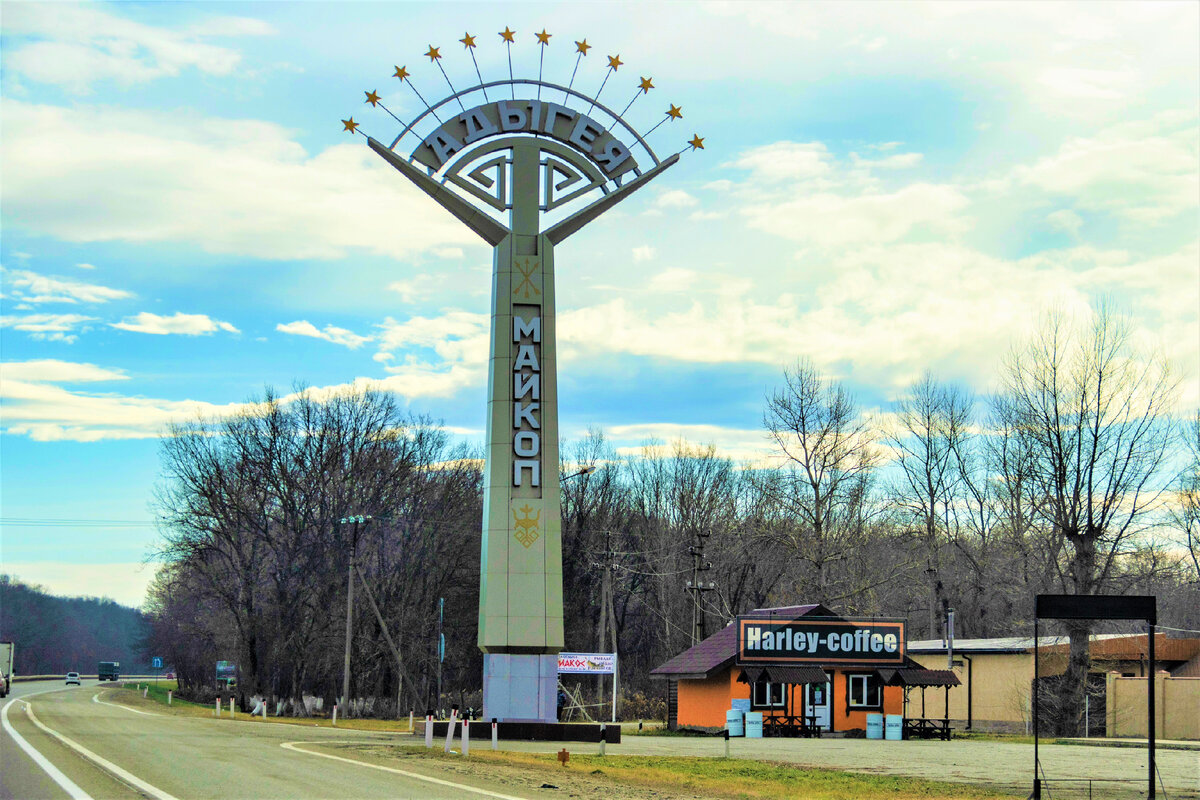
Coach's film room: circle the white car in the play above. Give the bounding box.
[65,672,81,685]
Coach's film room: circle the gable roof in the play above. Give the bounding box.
[650,603,832,679]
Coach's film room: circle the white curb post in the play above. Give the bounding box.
[599,724,606,756]
[332,704,338,727]
[215,699,220,717]
[168,691,172,705]
[143,687,148,698]
[462,719,470,757]
[425,714,434,748]
[491,718,498,750]
[723,728,730,759]
[443,709,457,753]
[409,710,414,732]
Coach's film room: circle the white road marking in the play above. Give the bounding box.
[20,698,183,800]
[280,740,533,800]
[91,691,159,716]
[2,695,94,800]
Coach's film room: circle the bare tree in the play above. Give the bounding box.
[998,307,1179,734]
[1171,413,1200,581]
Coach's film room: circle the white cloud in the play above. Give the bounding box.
[727,142,834,184]
[655,189,699,208]
[703,179,734,192]
[1046,209,1084,236]
[632,246,656,263]
[277,320,371,349]
[647,268,697,292]
[607,423,772,463]
[3,562,156,609]
[850,152,924,170]
[75,263,96,270]
[1,313,96,343]
[0,360,127,383]
[3,269,131,304]
[111,312,239,336]
[0,101,475,261]
[2,3,274,94]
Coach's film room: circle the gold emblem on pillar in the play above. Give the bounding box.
[513,503,542,548]
[513,258,541,299]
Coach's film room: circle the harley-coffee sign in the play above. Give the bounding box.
[737,617,905,665]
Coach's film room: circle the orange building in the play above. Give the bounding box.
[651,604,957,735]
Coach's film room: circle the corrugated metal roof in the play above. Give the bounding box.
[909,633,1200,661]
[877,668,961,687]
[737,665,829,685]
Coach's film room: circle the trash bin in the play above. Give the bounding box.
[866,713,884,739]
[745,711,763,738]
[884,714,903,740]
[726,708,744,737]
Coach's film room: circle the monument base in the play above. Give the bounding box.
[482,653,558,723]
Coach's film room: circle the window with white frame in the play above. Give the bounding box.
[847,673,881,709]
[751,681,786,708]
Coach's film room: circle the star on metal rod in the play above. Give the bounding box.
[689,134,705,150]
[341,117,360,134]
[364,90,381,107]
[425,45,442,61]
[565,37,591,101]
[500,27,516,97]
[393,65,410,81]
[643,104,684,137]
[535,28,551,99]
[638,76,654,94]
[460,32,488,100]
[589,54,622,114]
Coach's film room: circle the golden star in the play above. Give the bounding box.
[460,32,477,48]
[607,54,622,71]
[575,39,591,55]
[499,26,516,43]
[535,29,552,45]
[639,76,654,94]
[393,65,409,81]
[342,118,360,134]
[364,90,381,107]
[689,134,705,150]
[425,45,441,61]
[667,104,683,120]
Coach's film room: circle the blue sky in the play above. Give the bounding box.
[2,1,1197,607]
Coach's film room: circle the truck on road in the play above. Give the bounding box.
[0,641,13,697]
[98,661,120,681]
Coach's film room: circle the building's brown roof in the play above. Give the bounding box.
[877,668,961,687]
[650,604,831,679]
[1043,633,1200,663]
[738,665,830,685]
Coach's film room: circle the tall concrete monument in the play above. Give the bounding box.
[345,29,701,723]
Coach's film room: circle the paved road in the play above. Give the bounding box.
[1,681,539,800]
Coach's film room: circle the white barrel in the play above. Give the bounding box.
[726,708,744,737]
[884,714,903,740]
[866,713,884,739]
[745,711,763,738]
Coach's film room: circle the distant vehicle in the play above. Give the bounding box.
[0,641,13,698]
[164,672,175,679]
[98,661,120,681]
[66,672,81,685]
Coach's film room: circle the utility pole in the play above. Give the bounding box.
[685,533,716,645]
[436,597,444,715]
[340,514,372,710]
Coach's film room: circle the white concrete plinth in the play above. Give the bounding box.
[482,653,558,723]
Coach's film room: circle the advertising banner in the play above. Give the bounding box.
[737,617,905,665]
[557,652,616,674]
[215,661,237,679]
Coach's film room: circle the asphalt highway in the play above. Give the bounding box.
[1,680,536,800]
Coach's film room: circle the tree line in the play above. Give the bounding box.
[146,308,1199,734]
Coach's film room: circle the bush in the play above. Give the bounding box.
[620,689,666,722]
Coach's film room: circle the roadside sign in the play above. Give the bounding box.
[152,657,163,669]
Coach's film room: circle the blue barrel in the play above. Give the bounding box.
[884,714,903,740]
[726,708,744,737]
[866,713,884,739]
[745,711,763,738]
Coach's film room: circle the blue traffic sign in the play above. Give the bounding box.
[152,657,163,669]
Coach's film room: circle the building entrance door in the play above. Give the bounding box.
[805,677,831,730]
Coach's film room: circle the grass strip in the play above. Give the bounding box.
[354,746,1018,800]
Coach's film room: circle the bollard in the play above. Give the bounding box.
[599,724,606,757]
[724,728,730,759]
[461,719,470,757]
[215,699,220,717]
[425,714,434,748]
[332,704,338,727]
[443,709,458,753]
[491,718,498,750]
[229,697,235,716]
[639,719,643,732]
[143,687,148,698]
[409,710,414,732]
[261,701,267,719]
[168,690,172,705]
